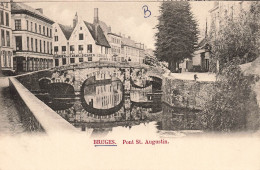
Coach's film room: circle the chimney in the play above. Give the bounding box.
[36,8,43,14]
[94,8,99,24]
[73,12,78,28]
[108,26,111,33]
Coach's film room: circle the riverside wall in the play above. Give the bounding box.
[162,77,216,110]
[9,77,77,134]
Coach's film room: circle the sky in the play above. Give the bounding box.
[18,0,214,50]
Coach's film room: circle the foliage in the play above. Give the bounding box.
[155,2,199,72]
[209,2,260,71]
[200,59,259,131]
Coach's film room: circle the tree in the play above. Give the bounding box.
[155,2,199,73]
[200,59,259,131]
[209,2,260,71]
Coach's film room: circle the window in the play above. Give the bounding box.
[35,39,38,52]
[50,42,52,54]
[6,31,10,47]
[88,57,92,61]
[0,11,3,25]
[35,23,37,33]
[55,59,59,66]
[31,38,33,51]
[62,58,66,65]
[31,22,33,31]
[43,41,46,53]
[79,58,83,62]
[62,46,66,54]
[27,37,29,50]
[78,45,83,53]
[80,27,82,30]
[50,29,52,37]
[15,20,21,30]
[70,58,75,64]
[79,33,83,40]
[87,44,92,53]
[15,36,22,51]
[43,26,45,35]
[70,45,74,53]
[26,20,29,30]
[54,46,58,54]
[40,40,42,52]
[39,25,41,34]
[55,28,57,32]
[5,12,9,26]
[47,42,49,54]
[1,29,5,46]
[54,36,58,41]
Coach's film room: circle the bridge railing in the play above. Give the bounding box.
[53,61,150,71]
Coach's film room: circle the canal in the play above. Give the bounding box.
[34,73,204,137]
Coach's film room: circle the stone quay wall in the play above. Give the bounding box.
[15,70,53,92]
[162,77,216,110]
[9,77,77,134]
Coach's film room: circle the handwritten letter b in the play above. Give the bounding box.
[142,5,151,18]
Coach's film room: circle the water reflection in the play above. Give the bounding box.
[83,77,123,110]
[36,75,205,137]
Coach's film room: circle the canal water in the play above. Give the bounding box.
[35,75,204,137]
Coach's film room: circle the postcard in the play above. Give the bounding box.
[0,0,260,169]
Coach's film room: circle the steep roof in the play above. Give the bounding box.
[11,2,54,24]
[58,24,74,40]
[197,37,210,50]
[84,21,110,48]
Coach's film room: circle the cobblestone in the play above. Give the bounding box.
[0,77,25,136]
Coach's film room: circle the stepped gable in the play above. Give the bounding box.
[83,21,111,48]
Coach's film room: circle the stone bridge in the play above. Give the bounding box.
[37,61,164,95]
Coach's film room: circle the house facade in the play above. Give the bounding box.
[11,2,54,73]
[53,10,111,66]
[121,36,145,64]
[192,38,211,72]
[0,1,13,73]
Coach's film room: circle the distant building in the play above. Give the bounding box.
[0,1,13,73]
[208,1,252,72]
[192,38,211,72]
[98,19,123,62]
[121,36,145,64]
[11,2,54,73]
[53,9,111,66]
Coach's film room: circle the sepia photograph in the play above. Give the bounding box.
[0,0,260,169]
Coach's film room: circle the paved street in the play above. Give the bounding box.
[164,71,217,82]
[0,77,25,136]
